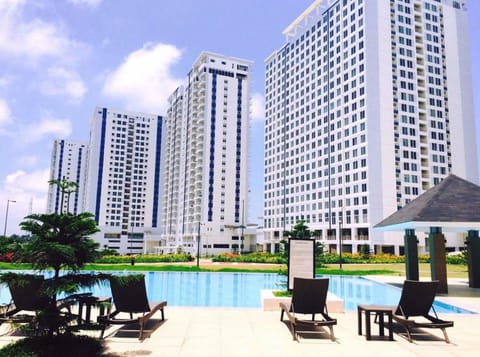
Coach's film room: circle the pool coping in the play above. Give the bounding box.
[260,289,344,312]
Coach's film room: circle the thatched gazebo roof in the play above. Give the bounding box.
[375,174,480,232]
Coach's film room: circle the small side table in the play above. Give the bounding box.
[357,304,394,341]
[77,295,111,325]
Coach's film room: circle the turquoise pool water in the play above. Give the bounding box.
[0,271,474,313]
[322,275,475,314]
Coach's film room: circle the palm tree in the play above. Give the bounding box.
[48,178,79,214]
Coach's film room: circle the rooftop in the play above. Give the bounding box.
[375,174,480,232]
[282,0,324,37]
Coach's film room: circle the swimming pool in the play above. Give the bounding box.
[0,271,474,313]
[322,275,475,314]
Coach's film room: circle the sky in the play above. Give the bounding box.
[0,0,479,236]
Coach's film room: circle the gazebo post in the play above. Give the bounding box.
[466,230,480,288]
[404,229,419,280]
[429,227,448,293]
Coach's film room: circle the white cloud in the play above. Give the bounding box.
[41,66,87,101]
[0,0,88,63]
[4,169,49,196]
[102,43,183,114]
[67,0,103,7]
[22,115,72,143]
[0,168,49,235]
[0,99,12,126]
[250,92,265,123]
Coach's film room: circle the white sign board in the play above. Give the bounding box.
[288,238,315,290]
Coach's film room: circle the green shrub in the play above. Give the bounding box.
[316,252,466,265]
[211,252,287,264]
[318,253,406,264]
[418,254,430,263]
[0,334,109,356]
[273,290,291,297]
[446,253,467,265]
[95,254,193,264]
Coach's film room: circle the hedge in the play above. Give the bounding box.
[211,252,287,264]
[317,252,467,265]
[95,254,194,264]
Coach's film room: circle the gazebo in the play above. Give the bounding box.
[375,174,480,293]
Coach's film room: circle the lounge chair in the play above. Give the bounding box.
[280,277,337,341]
[0,274,74,325]
[97,274,167,340]
[391,280,453,343]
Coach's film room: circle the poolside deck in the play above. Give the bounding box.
[0,277,479,356]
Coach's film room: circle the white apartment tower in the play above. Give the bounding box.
[162,52,252,255]
[85,107,165,253]
[264,0,477,254]
[47,139,88,215]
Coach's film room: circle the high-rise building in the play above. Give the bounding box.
[161,52,252,255]
[264,0,477,254]
[85,107,165,253]
[47,139,88,215]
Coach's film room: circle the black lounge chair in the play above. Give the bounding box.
[280,277,337,341]
[0,274,74,325]
[391,280,453,343]
[98,274,167,340]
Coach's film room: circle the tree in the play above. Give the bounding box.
[284,220,312,239]
[48,178,79,214]
[281,220,314,257]
[18,212,100,278]
[1,211,105,337]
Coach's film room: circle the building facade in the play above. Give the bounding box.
[47,139,88,215]
[161,52,253,255]
[84,107,165,253]
[264,0,477,254]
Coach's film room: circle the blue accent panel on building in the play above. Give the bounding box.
[152,116,163,227]
[74,146,83,215]
[54,140,65,214]
[95,108,107,223]
[234,79,242,222]
[208,73,217,221]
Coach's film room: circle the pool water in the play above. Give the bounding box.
[0,271,474,313]
[140,271,281,307]
[322,275,475,314]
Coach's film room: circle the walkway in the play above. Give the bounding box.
[94,307,479,357]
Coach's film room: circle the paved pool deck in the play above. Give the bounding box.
[0,277,479,356]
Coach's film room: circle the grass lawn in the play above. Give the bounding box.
[83,263,283,274]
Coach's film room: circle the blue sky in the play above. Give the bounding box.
[0,0,479,235]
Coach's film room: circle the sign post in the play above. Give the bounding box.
[287,238,315,290]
